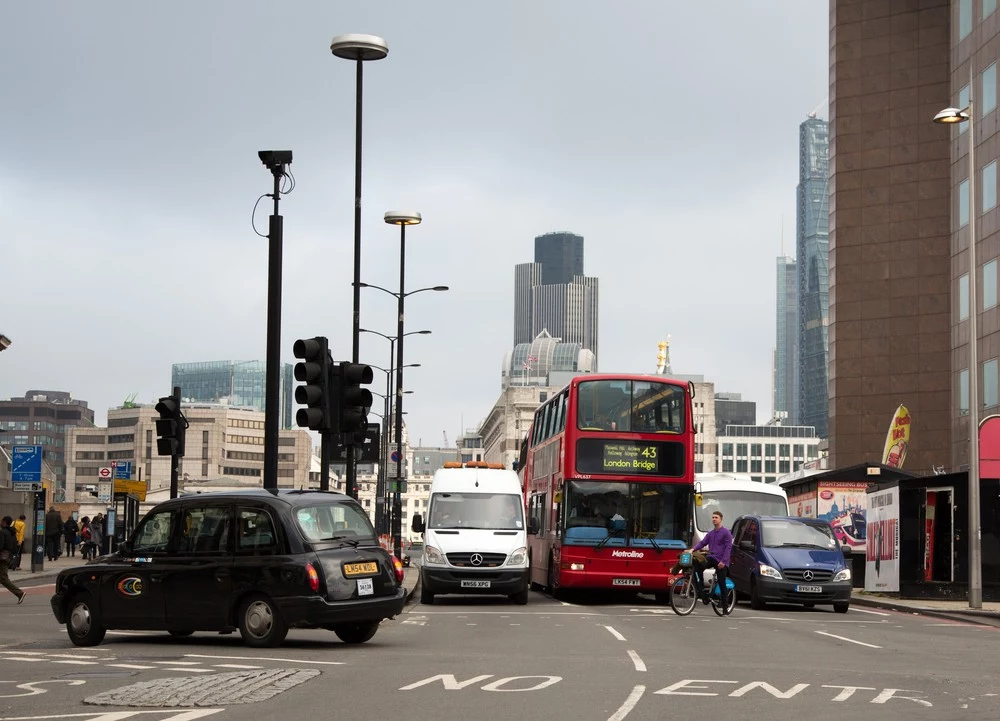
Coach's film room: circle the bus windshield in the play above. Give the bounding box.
[695,490,788,531]
[576,379,685,434]
[563,480,692,547]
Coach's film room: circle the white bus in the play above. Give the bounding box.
[692,473,789,544]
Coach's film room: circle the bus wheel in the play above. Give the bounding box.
[548,558,564,600]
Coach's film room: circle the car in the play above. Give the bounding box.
[402,541,423,567]
[728,514,853,613]
[50,489,407,648]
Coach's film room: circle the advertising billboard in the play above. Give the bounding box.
[865,486,900,592]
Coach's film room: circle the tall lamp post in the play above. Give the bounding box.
[934,63,983,609]
[330,33,388,501]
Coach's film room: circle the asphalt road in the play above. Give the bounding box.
[2,579,999,721]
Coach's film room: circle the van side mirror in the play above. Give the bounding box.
[411,514,424,534]
[842,545,852,558]
[739,540,754,552]
[528,518,539,535]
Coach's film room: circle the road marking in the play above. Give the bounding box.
[2,658,46,663]
[0,651,46,656]
[108,664,157,670]
[603,625,626,641]
[153,661,201,666]
[815,631,882,649]
[0,710,224,720]
[162,668,215,673]
[608,684,645,721]
[51,661,99,666]
[47,654,103,660]
[850,608,890,616]
[212,664,262,669]
[0,680,87,698]
[183,653,344,666]
[626,650,646,672]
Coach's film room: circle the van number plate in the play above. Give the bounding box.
[461,580,491,588]
[612,578,641,587]
[795,584,822,593]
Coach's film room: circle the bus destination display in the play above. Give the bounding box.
[576,439,684,477]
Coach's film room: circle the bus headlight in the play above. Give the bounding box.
[506,547,528,567]
[424,546,446,566]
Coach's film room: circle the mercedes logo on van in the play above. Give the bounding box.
[802,570,814,581]
[470,553,483,566]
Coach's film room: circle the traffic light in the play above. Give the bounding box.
[293,336,331,431]
[334,361,373,442]
[154,392,186,457]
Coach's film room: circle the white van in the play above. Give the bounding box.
[411,461,530,605]
[693,473,789,544]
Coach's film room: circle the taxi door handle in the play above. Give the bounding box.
[149,573,165,583]
[215,569,231,582]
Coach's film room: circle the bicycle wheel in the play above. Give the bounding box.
[669,576,697,616]
[711,581,736,617]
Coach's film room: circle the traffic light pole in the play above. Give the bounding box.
[263,163,285,492]
[320,429,331,492]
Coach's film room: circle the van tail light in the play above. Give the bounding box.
[391,555,405,584]
[305,562,321,593]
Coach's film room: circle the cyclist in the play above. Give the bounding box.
[687,510,733,604]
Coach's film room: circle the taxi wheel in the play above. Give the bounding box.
[332,620,379,644]
[237,594,287,648]
[67,592,106,647]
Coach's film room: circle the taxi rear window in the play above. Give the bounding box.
[295,503,376,542]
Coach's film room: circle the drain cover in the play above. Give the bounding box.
[84,668,321,707]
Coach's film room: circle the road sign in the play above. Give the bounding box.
[114,461,133,480]
[97,482,113,503]
[11,445,43,482]
[98,467,113,480]
[113,479,146,501]
[12,481,42,493]
[391,450,401,463]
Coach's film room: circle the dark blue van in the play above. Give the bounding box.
[728,515,852,613]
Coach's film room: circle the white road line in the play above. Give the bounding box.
[154,661,202,666]
[0,711,225,720]
[603,625,627,641]
[608,684,645,721]
[106,631,146,636]
[1,658,46,663]
[850,608,890,616]
[109,663,158,670]
[626,650,646,672]
[0,651,47,656]
[51,660,99,665]
[47,654,103,660]
[212,664,262,669]
[163,668,216,673]
[184,653,344,666]
[815,630,882,649]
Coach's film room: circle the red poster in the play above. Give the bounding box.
[923,491,936,581]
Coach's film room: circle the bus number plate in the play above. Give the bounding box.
[612,578,641,587]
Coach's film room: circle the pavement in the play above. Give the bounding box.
[850,587,1000,626]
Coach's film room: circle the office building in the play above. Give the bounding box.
[0,391,94,499]
[774,255,798,423]
[797,116,830,439]
[828,1,952,472]
[717,424,822,484]
[171,360,295,430]
[715,392,757,436]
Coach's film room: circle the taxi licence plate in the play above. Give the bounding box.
[795,584,822,593]
[612,578,641,587]
[343,561,379,577]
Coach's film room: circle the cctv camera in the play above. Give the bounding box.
[258,150,293,169]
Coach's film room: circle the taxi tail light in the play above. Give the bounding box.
[305,562,321,592]
[391,555,405,584]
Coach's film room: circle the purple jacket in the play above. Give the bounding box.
[694,526,733,566]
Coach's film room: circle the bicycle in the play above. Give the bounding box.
[668,551,736,617]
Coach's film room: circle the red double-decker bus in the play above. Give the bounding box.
[520,373,696,597]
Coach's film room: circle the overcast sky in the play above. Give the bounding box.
[1,1,828,448]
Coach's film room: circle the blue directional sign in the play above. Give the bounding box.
[113,461,132,480]
[11,445,43,483]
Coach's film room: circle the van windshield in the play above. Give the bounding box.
[295,503,376,543]
[428,493,524,530]
[760,519,837,550]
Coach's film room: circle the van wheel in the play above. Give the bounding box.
[510,587,529,605]
[750,578,766,610]
[333,620,379,644]
[833,602,850,614]
[238,594,287,648]
[66,592,106,647]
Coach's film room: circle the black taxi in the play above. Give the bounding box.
[50,489,407,647]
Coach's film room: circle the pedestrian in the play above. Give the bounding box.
[79,516,92,560]
[0,516,26,604]
[64,516,80,557]
[11,514,26,570]
[45,506,63,561]
[88,516,104,559]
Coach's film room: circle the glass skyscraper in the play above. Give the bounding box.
[171,360,294,429]
[796,117,830,438]
[775,255,798,423]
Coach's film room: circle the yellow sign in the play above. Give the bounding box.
[881,405,911,468]
[113,480,147,501]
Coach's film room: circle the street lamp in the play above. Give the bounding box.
[934,65,982,609]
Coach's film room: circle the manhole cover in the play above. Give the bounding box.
[84,668,321,707]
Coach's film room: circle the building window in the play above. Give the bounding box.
[960,368,970,415]
[736,443,747,456]
[984,63,997,117]
[985,359,999,407]
[721,459,733,473]
[736,460,748,473]
[779,444,791,456]
[722,443,733,456]
[765,443,776,456]
[750,459,762,473]
[750,443,761,456]
[764,460,776,474]
[960,0,973,39]
[960,178,971,227]
[960,273,970,320]
[988,0,998,18]
[984,161,998,211]
[958,85,971,135]
[985,259,998,309]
